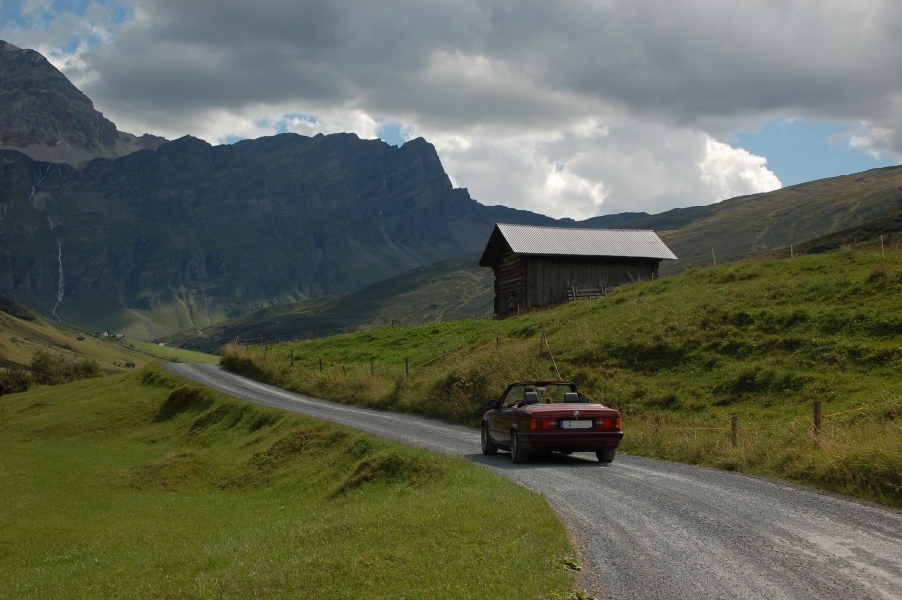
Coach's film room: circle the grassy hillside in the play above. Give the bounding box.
[760,207,902,259]
[0,365,575,598]
[0,296,218,372]
[170,167,902,354]
[169,253,494,354]
[222,242,902,507]
[634,165,902,274]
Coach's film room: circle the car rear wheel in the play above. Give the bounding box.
[596,448,616,463]
[481,424,498,455]
[511,431,530,464]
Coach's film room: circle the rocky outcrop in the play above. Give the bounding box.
[1,132,614,335]
[0,40,165,165]
[0,40,642,338]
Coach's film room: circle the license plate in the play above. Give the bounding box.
[561,420,592,429]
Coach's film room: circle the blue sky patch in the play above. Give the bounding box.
[733,119,898,186]
[377,121,406,147]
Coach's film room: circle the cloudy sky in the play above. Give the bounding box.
[2,0,900,219]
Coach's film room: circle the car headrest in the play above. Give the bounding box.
[564,392,580,403]
[524,391,540,404]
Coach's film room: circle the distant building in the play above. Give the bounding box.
[478,223,677,319]
[76,336,85,342]
[114,333,125,340]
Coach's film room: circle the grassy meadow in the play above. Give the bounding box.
[223,243,902,507]
[641,164,902,274]
[0,365,574,599]
[0,297,218,374]
[169,253,494,354]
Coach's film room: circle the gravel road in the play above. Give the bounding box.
[165,363,902,600]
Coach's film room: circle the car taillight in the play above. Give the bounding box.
[529,418,559,430]
[595,417,622,430]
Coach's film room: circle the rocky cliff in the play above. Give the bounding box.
[2,132,621,338]
[0,40,165,165]
[0,40,642,340]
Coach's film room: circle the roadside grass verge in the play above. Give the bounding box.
[223,247,902,507]
[116,338,221,364]
[0,365,572,599]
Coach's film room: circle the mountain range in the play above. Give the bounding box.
[0,39,648,340]
[0,40,165,164]
[1,39,901,343]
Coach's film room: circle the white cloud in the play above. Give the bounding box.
[4,0,901,218]
[699,137,782,201]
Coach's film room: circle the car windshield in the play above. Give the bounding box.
[506,383,584,405]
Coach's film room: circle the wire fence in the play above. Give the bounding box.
[231,331,901,448]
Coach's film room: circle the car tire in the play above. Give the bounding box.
[596,448,616,463]
[511,431,530,464]
[481,424,498,455]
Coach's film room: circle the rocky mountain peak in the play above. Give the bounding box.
[0,39,165,165]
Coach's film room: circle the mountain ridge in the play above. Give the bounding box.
[4,40,902,343]
[3,130,630,339]
[0,39,165,164]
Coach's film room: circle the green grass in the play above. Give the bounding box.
[167,253,494,354]
[0,298,220,373]
[117,339,221,364]
[0,365,573,599]
[637,164,902,275]
[223,243,902,508]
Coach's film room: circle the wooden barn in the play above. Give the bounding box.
[479,223,677,318]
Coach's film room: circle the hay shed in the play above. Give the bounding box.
[478,223,677,318]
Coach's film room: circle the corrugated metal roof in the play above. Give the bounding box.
[494,223,677,260]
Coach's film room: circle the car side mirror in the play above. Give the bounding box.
[488,400,499,409]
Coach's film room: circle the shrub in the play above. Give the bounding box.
[30,349,102,386]
[0,368,32,396]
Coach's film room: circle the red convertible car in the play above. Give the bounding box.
[481,381,623,463]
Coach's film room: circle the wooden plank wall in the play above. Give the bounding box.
[493,247,526,317]
[524,257,660,307]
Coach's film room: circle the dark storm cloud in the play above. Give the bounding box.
[492,1,902,126]
[77,0,902,140]
[17,0,894,217]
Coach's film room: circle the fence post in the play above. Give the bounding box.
[370,359,374,376]
[405,358,409,379]
[813,400,822,443]
[319,358,323,373]
[290,349,294,367]
[730,413,738,446]
[537,331,546,358]
[342,365,346,377]
[314,328,318,340]
[496,336,500,349]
